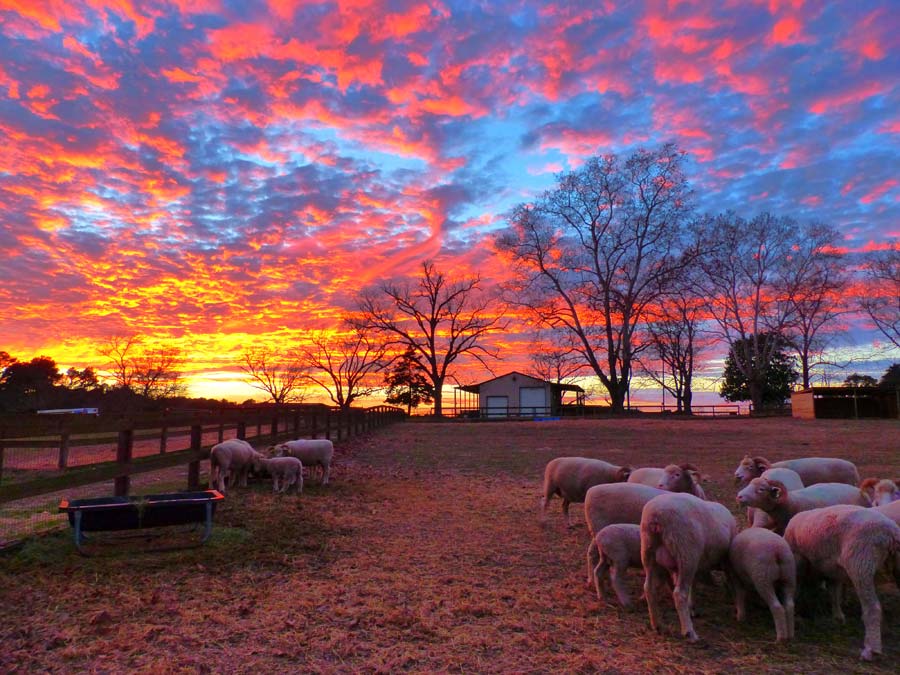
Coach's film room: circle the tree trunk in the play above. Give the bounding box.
[607,383,627,413]
[432,377,444,416]
[749,380,765,415]
[682,389,692,415]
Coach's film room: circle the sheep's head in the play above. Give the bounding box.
[616,465,633,482]
[658,463,701,492]
[268,444,288,458]
[251,453,266,471]
[864,479,900,506]
[736,477,786,510]
[734,455,771,485]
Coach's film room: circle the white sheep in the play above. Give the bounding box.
[784,505,900,661]
[859,478,900,507]
[726,528,796,641]
[253,455,303,494]
[592,523,642,608]
[541,457,632,527]
[269,438,334,485]
[876,499,900,526]
[746,467,805,528]
[733,455,859,488]
[209,439,260,494]
[584,483,665,586]
[641,492,737,642]
[736,477,869,535]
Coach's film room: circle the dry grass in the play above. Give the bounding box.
[1,416,898,673]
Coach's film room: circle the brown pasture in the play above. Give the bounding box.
[1,416,898,673]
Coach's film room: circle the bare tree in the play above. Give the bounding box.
[637,271,709,414]
[860,246,900,349]
[527,328,590,384]
[355,261,506,416]
[781,223,849,388]
[496,144,698,412]
[698,212,804,412]
[99,336,186,399]
[298,328,388,410]
[240,347,308,404]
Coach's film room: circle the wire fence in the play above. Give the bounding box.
[0,405,405,548]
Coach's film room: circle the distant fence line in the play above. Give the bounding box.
[443,403,748,418]
[0,404,406,506]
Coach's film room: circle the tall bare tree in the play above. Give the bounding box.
[99,336,186,399]
[496,143,698,412]
[298,328,388,410]
[781,223,848,388]
[698,212,805,412]
[240,347,308,404]
[527,328,590,385]
[355,261,506,416]
[860,246,900,349]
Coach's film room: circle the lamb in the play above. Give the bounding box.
[592,523,642,608]
[209,439,260,494]
[733,455,859,488]
[252,455,303,494]
[269,438,334,485]
[640,492,737,642]
[726,528,796,641]
[584,483,666,586]
[784,505,900,661]
[541,457,632,527]
[859,478,900,507]
[736,477,869,535]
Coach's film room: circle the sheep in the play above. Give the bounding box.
[784,505,900,661]
[209,439,260,494]
[628,464,706,498]
[859,478,900,507]
[269,438,334,485]
[252,455,303,494]
[541,457,632,527]
[733,455,859,488]
[584,483,666,586]
[876,500,900,526]
[746,467,805,528]
[736,478,870,535]
[627,467,668,487]
[726,528,796,641]
[640,492,737,642]
[592,523,642,608]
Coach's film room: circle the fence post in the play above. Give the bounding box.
[256,414,262,441]
[160,425,168,454]
[115,428,133,497]
[336,410,343,441]
[311,411,318,439]
[237,420,246,440]
[58,431,70,469]
[188,424,202,490]
[325,410,332,441]
[218,421,224,444]
[0,427,5,485]
[271,412,279,441]
[293,409,300,436]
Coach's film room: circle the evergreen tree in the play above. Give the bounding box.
[720,334,798,408]
[383,347,433,415]
[843,373,878,388]
[880,363,900,388]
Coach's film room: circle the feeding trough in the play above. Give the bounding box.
[58,490,224,555]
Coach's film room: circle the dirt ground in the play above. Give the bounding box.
[1,416,898,673]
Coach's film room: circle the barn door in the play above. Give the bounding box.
[485,396,509,417]
[520,387,547,416]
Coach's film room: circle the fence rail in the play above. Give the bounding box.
[0,405,405,506]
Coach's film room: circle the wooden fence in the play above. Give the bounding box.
[0,405,405,505]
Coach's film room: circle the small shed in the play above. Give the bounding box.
[454,371,585,418]
[791,387,900,420]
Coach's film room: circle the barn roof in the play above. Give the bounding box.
[456,371,584,394]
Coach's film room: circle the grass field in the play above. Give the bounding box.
[1,416,898,673]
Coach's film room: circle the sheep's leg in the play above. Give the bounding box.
[609,562,633,609]
[828,581,846,624]
[586,539,600,587]
[758,584,788,642]
[673,567,698,642]
[272,475,280,493]
[593,558,608,602]
[562,500,572,528]
[848,569,882,661]
[321,464,329,485]
[643,564,666,633]
[732,578,747,623]
[781,579,796,640]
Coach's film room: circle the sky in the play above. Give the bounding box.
[1,0,898,405]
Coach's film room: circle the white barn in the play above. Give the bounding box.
[454,371,584,418]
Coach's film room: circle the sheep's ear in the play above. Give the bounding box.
[618,466,633,481]
[769,484,782,500]
[753,456,771,472]
[682,462,699,472]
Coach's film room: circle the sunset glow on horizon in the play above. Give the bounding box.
[2,1,898,404]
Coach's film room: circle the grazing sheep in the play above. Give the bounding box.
[727,528,796,641]
[859,478,900,507]
[785,505,900,661]
[269,438,334,485]
[584,483,666,586]
[209,439,260,494]
[541,457,632,527]
[733,455,859,488]
[641,492,737,642]
[252,455,303,494]
[737,478,869,535]
[592,523,642,608]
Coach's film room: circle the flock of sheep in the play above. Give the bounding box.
[206,437,335,494]
[541,455,900,661]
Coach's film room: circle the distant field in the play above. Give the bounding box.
[1,416,898,673]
